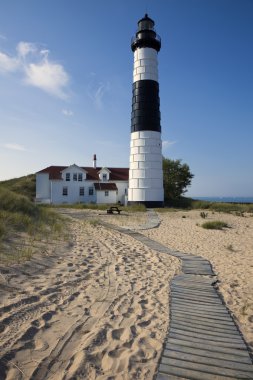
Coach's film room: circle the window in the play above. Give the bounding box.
[79,187,84,196]
[105,190,109,196]
[63,186,68,196]
[89,187,94,196]
[78,173,83,181]
[66,173,70,181]
[102,174,107,181]
[73,173,77,181]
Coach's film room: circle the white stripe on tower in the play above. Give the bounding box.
[128,14,164,207]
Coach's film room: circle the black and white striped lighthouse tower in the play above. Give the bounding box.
[128,14,164,207]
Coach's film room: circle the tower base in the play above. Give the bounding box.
[128,201,164,208]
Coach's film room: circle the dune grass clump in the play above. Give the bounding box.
[0,174,35,200]
[124,204,146,212]
[53,203,147,213]
[201,221,229,230]
[0,188,64,263]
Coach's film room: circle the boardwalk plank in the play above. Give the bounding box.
[171,294,225,305]
[169,329,245,345]
[158,363,235,380]
[164,344,253,364]
[171,300,227,312]
[169,332,246,348]
[170,321,241,337]
[172,310,234,322]
[165,338,251,357]
[170,326,244,341]
[163,349,253,373]
[172,313,236,327]
[160,357,253,379]
[156,374,188,380]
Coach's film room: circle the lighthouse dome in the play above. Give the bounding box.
[131,14,161,52]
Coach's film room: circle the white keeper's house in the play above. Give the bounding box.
[35,155,129,205]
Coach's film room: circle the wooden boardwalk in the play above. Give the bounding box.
[102,221,253,379]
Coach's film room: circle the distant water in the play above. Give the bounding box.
[192,197,253,204]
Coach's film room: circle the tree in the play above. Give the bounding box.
[163,158,194,200]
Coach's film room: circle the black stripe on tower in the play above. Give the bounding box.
[131,80,161,133]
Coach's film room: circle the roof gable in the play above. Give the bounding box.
[61,164,87,174]
[37,166,129,181]
[98,167,111,174]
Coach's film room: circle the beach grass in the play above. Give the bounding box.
[52,202,147,213]
[0,173,35,201]
[201,220,229,230]
[0,188,64,264]
[163,197,253,213]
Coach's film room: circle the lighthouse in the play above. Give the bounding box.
[128,14,164,207]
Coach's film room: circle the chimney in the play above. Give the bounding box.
[93,154,97,169]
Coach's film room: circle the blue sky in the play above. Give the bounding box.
[0,0,252,197]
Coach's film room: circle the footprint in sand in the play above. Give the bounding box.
[34,338,49,352]
[42,311,56,321]
[111,328,124,340]
[138,320,151,328]
[20,326,39,341]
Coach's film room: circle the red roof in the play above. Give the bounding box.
[94,183,118,191]
[37,166,129,181]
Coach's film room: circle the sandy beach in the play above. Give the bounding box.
[0,212,180,380]
[0,208,252,379]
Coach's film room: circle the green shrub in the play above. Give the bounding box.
[201,221,229,230]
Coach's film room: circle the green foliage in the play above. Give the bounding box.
[124,204,146,212]
[53,203,146,213]
[0,187,63,252]
[0,187,39,217]
[201,221,229,230]
[163,158,194,201]
[88,218,100,226]
[0,174,36,200]
[53,203,109,210]
[191,200,253,213]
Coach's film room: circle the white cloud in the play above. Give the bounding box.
[0,52,19,73]
[0,34,6,40]
[87,75,110,109]
[3,143,26,151]
[24,57,69,99]
[62,109,73,116]
[17,41,37,58]
[162,140,177,150]
[0,40,70,99]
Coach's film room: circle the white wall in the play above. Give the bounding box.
[36,173,50,202]
[51,180,96,204]
[96,191,116,204]
[116,181,128,204]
